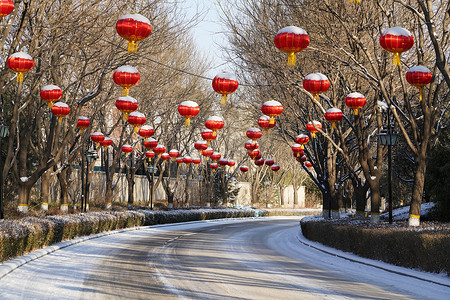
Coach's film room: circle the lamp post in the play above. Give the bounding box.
[147,161,157,210]
[377,108,399,224]
[83,148,98,212]
[0,121,9,219]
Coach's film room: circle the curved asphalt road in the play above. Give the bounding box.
[0,218,448,299]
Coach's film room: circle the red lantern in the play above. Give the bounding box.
[194,140,208,154]
[325,108,344,129]
[176,157,184,165]
[100,137,113,150]
[51,102,70,122]
[245,140,259,151]
[127,112,146,133]
[218,158,228,169]
[406,66,433,101]
[169,149,180,161]
[255,158,265,167]
[0,0,14,17]
[255,153,262,161]
[265,159,275,167]
[144,137,158,150]
[274,26,309,66]
[303,73,330,102]
[345,92,367,115]
[76,116,90,133]
[202,147,213,159]
[301,155,307,163]
[7,52,34,82]
[240,165,249,173]
[379,27,414,66]
[210,162,219,172]
[210,152,221,162]
[113,65,140,96]
[161,153,171,162]
[201,129,216,146]
[228,160,236,168]
[306,121,322,139]
[305,161,313,169]
[178,101,200,126]
[116,96,138,120]
[258,115,276,134]
[192,157,202,167]
[116,13,152,53]
[246,128,263,141]
[183,156,193,165]
[138,125,154,141]
[145,151,155,162]
[292,143,303,157]
[293,150,304,159]
[295,134,309,150]
[271,165,280,172]
[205,116,224,138]
[40,85,62,108]
[248,149,260,160]
[91,132,105,147]
[153,145,166,158]
[122,144,133,156]
[261,101,283,125]
[212,72,239,105]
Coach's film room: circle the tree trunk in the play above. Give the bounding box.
[408,153,427,226]
[369,179,382,223]
[293,181,298,207]
[279,186,285,207]
[57,171,69,213]
[17,183,31,213]
[40,170,51,211]
[354,184,368,217]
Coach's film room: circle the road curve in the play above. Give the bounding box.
[0,218,448,299]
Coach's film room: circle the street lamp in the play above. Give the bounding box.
[378,123,399,224]
[82,149,98,212]
[0,121,9,219]
[147,162,157,210]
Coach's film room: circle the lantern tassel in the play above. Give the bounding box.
[195,164,198,167]
[133,126,139,133]
[127,41,138,53]
[393,52,401,66]
[122,87,129,96]
[58,116,63,123]
[96,142,101,148]
[220,94,227,105]
[104,146,108,151]
[212,169,215,173]
[206,140,210,146]
[47,102,53,109]
[311,133,316,139]
[353,108,358,115]
[185,118,190,126]
[296,152,300,157]
[300,145,304,150]
[148,157,152,162]
[287,53,296,66]
[212,131,217,138]
[17,72,23,82]
[269,116,275,125]
[264,128,269,134]
[123,113,129,121]
[331,122,336,129]
[314,94,319,102]
[80,128,85,134]
[419,87,423,101]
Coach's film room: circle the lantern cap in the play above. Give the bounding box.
[103,137,112,141]
[304,73,328,81]
[296,133,309,139]
[407,65,431,73]
[247,127,261,132]
[78,116,89,120]
[382,27,412,37]
[147,137,157,142]
[115,65,139,73]
[129,111,145,118]
[276,26,307,35]
[53,102,69,108]
[307,120,322,126]
[214,71,237,81]
[292,143,302,148]
[122,144,132,148]
[155,145,165,149]
[346,92,365,99]
[9,52,33,60]
[196,140,208,144]
[118,95,138,103]
[118,13,151,25]
[92,131,103,136]
[206,116,223,122]
[41,85,61,91]
[259,115,270,121]
[262,100,282,107]
[202,129,213,133]
[326,108,342,114]
[179,100,199,107]
[140,125,153,130]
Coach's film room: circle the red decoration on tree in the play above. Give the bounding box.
[210,152,221,162]
[274,26,309,66]
[116,13,152,53]
[300,155,307,163]
[245,140,259,151]
[175,157,184,165]
[161,153,171,162]
[91,132,105,147]
[7,52,34,82]
[265,159,275,167]
[51,102,70,123]
[144,137,158,150]
[0,0,14,17]
[127,112,146,133]
[145,150,155,162]
[258,115,276,134]
[303,73,330,102]
[116,96,138,120]
[153,145,166,158]
[194,140,208,154]
[218,158,228,169]
[40,85,62,108]
[178,101,200,126]
[227,160,236,168]
[100,137,112,150]
[192,157,202,167]
[406,66,433,101]
[292,143,303,157]
[248,149,260,160]
[305,161,313,169]
[325,108,344,129]
[201,129,216,146]
[306,121,322,138]
[205,116,224,138]
[255,158,265,167]
[183,156,193,166]
[295,134,309,150]
[271,165,280,172]
[240,165,249,173]
[379,27,414,66]
[345,92,367,115]
[76,116,90,133]
[202,147,213,160]
[246,128,263,141]
[210,162,219,172]
[138,125,154,141]
[122,144,133,156]
[169,149,180,161]
[113,65,140,96]
[212,72,239,105]
[261,101,283,125]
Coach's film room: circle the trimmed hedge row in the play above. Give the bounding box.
[0,209,258,263]
[263,209,320,216]
[300,220,450,274]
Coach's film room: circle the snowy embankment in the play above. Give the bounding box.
[300,203,450,275]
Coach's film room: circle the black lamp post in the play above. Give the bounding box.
[83,149,98,212]
[0,121,9,219]
[377,108,399,224]
[147,161,157,210]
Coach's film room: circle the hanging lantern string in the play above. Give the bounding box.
[1,24,396,88]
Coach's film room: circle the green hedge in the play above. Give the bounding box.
[0,209,259,262]
[300,220,450,274]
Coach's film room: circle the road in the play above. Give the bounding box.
[0,218,449,299]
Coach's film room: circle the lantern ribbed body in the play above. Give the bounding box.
[248,149,260,160]
[183,157,193,165]
[406,66,432,87]
[218,159,228,167]
[265,159,275,166]
[205,117,224,132]
[169,149,180,159]
[261,101,283,125]
[306,121,322,138]
[227,160,236,167]
[178,101,200,125]
[245,140,259,151]
[116,14,151,52]
[144,138,158,150]
[274,26,309,66]
[161,153,170,161]
[77,116,90,130]
[210,163,218,170]
[212,72,238,104]
[113,66,140,95]
[154,145,166,155]
[122,145,133,154]
[345,92,367,115]
[91,132,105,143]
[7,53,34,73]
[258,115,276,132]
[210,152,221,162]
[379,27,414,65]
[292,144,303,157]
[100,137,112,148]
[192,158,202,165]
[271,165,280,172]
[240,165,249,173]
[116,96,138,119]
[295,134,309,148]
[0,0,14,17]
[145,151,155,159]
[303,73,330,100]
[246,128,262,141]
[51,102,70,121]
[138,125,154,139]
[202,148,213,157]
[40,85,63,107]
[201,129,216,142]
[255,158,265,167]
[128,112,146,132]
[325,108,344,128]
[195,140,208,152]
